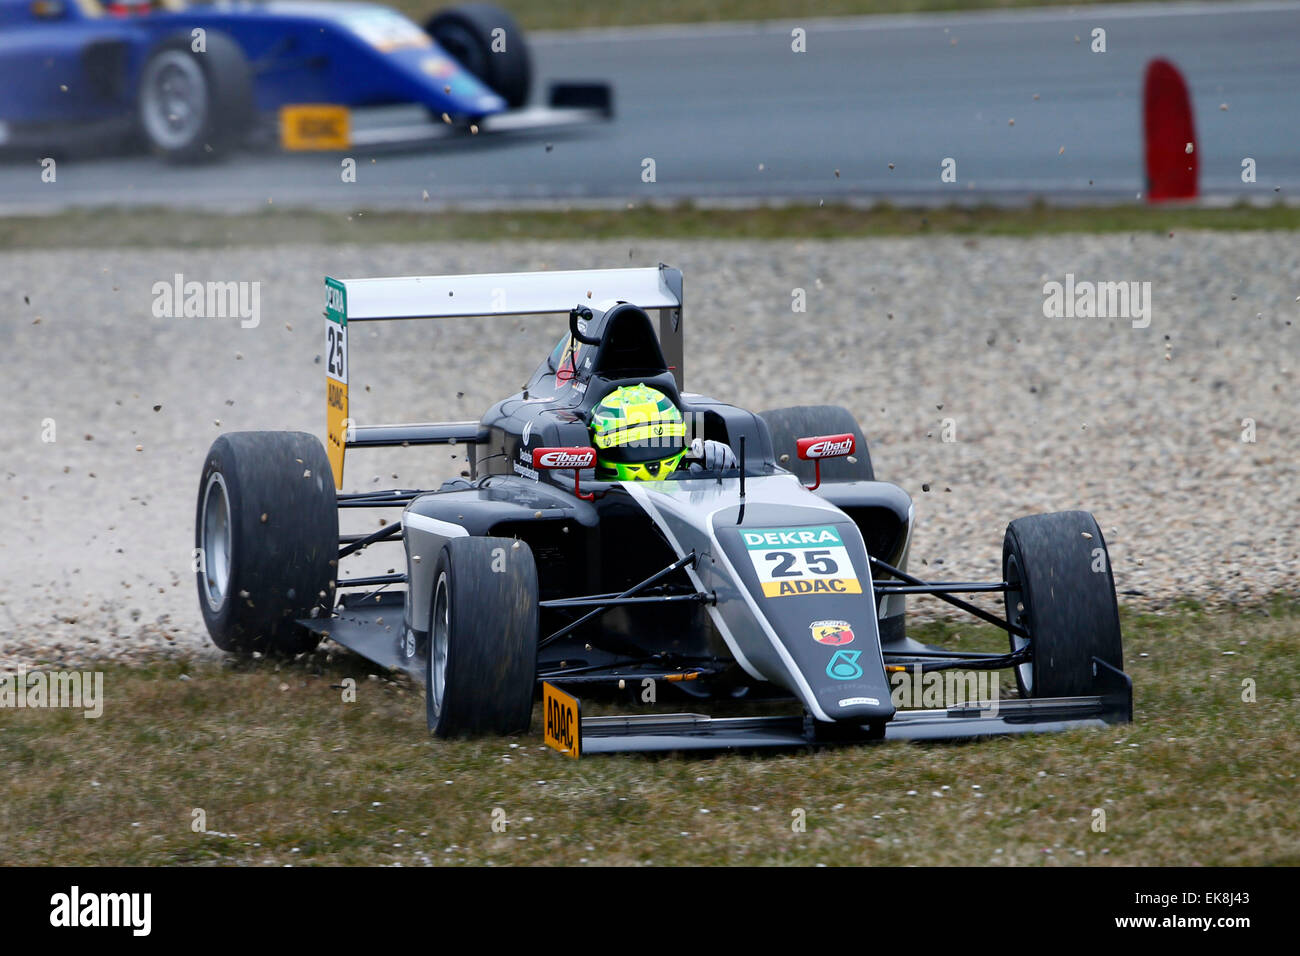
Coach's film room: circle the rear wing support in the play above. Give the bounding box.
[323,265,684,490]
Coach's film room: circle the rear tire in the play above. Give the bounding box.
[137,32,253,162]
[426,536,538,737]
[1002,511,1123,698]
[425,3,532,109]
[196,432,337,655]
[758,404,875,484]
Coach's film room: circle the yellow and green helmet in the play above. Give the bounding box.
[589,384,687,481]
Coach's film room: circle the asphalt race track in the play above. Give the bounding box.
[1,0,1297,211]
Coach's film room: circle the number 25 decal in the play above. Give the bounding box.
[765,549,840,577]
[326,324,346,379]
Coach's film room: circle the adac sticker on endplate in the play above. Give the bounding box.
[542,682,581,759]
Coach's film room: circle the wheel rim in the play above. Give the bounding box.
[139,50,208,150]
[1005,553,1033,695]
[430,572,450,716]
[199,472,232,612]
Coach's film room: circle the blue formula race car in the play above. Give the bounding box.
[0,0,610,160]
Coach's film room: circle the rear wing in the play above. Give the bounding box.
[324,265,684,489]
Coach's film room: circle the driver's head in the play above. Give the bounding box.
[589,384,686,481]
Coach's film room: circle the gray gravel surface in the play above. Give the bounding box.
[2,232,1296,668]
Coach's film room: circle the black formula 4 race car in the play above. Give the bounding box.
[195,265,1132,756]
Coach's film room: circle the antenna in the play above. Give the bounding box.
[737,436,746,525]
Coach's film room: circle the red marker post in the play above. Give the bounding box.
[1143,58,1199,202]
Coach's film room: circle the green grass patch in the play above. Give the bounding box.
[2,599,1296,865]
[387,0,1232,32]
[4,200,1298,250]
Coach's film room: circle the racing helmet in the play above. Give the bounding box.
[589,384,687,481]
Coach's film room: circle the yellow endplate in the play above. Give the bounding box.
[326,378,348,490]
[542,682,580,759]
[281,105,351,151]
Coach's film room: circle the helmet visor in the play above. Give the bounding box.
[592,420,686,463]
[605,449,687,482]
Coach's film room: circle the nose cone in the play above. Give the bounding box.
[404,44,509,116]
[713,504,895,725]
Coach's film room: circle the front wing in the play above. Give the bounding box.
[301,595,1133,757]
[280,84,613,152]
[563,659,1133,755]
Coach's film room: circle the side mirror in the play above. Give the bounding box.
[568,306,600,345]
[795,433,855,491]
[532,446,597,501]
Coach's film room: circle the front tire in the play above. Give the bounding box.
[1002,511,1123,698]
[137,32,253,162]
[196,432,337,655]
[426,536,538,737]
[425,3,532,109]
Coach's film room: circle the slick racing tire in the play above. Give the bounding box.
[425,3,532,109]
[758,404,875,484]
[426,536,538,737]
[1002,511,1123,698]
[137,32,254,162]
[196,432,337,655]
